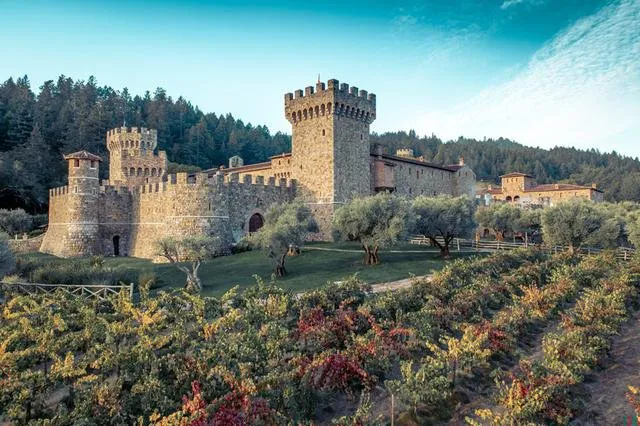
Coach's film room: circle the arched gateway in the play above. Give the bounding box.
[248,213,265,233]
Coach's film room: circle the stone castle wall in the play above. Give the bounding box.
[42,171,296,259]
[42,79,477,259]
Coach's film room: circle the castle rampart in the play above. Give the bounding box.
[41,80,476,259]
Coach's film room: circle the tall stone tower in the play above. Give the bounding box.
[64,151,102,256]
[106,126,167,187]
[284,79,376,235]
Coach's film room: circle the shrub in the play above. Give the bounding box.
[0,233,15,278]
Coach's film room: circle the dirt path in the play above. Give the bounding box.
[370,275,431,293]
[571,310,640,425]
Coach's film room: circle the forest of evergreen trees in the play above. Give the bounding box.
[1,75,639,212]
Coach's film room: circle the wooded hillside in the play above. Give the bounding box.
[1,76,638,212]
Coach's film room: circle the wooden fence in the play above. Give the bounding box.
[0,281,134,301]
[410,236,636,261]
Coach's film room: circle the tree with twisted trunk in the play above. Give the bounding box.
[248,202,317,277]
[333,193,412,265]
[411,195,476,258]
[475,203,521,242]
[156,236,222,292]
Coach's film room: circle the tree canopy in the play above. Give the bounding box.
[333,193,412,265]
[411,195,476,257]
[540,199,618,252]
[475,203,522,241]
[248,202,317,277]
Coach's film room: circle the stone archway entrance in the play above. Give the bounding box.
[248,213,265,233]
[113,235,120,256]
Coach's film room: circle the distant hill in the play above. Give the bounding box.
[370,131,640,202]
[1,75,638,212]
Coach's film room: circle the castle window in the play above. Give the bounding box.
[321,104,325,115]
[327,103,331,114]
[129,167,135,176]
[322,129,325,136]
[158,168,163,176]
[151,168,156,176]
[303,110,308,120]
[297,111,301,121]
[74,159,79,168]
[90,160,95,168]
[315,106,319,117]
[360,134,363,140]
[144,168,149,176]
[137,167,142,176]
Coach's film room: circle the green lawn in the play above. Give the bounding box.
[17,242,482,297]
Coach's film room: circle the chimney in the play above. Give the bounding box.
[554,184,559,190]
[591,183,597,189]
[459,156,465,166]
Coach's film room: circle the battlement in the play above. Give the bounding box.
[284,79,376,124]
[50,185,69,198]
[130,172,297,196]
[107,126,158,151]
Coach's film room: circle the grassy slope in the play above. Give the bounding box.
[19,242,481,297]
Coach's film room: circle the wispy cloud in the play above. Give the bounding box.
[413,0,640,156]
[500,0,546,10]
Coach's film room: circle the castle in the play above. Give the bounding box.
[481,172,603,206]
[40,79,476,259]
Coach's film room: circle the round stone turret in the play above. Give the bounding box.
[63,150,101,256]
[106,126,167,186]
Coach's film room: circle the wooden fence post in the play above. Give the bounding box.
[129,283,134,301]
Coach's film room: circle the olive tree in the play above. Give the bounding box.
[333,193,412,265]
[541,199,617,253]
[0,233,15,278]
[516,208,542,244]
[411,195,476,258]
[0,208,33,237]
[249,202,317,277]
[628,213,640,249]
[475,203,521,241]
[156,236,222,292]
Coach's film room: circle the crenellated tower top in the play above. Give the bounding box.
[284,79,376,125]
[105,126,167,186]
[107,126,158,152]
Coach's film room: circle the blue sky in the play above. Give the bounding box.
[1,0,639,157]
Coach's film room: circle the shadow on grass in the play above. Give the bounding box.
[17,242,483,297]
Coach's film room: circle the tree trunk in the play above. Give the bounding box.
[363,245,373,265]
[274,253,287,277]
[495,230,505,241]
[429,237,450,259]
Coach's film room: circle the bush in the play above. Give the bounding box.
[0,233,16,278]
[0,209,33,236]
[14,254,139,285]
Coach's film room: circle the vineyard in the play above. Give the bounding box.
[0,249,638,424]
